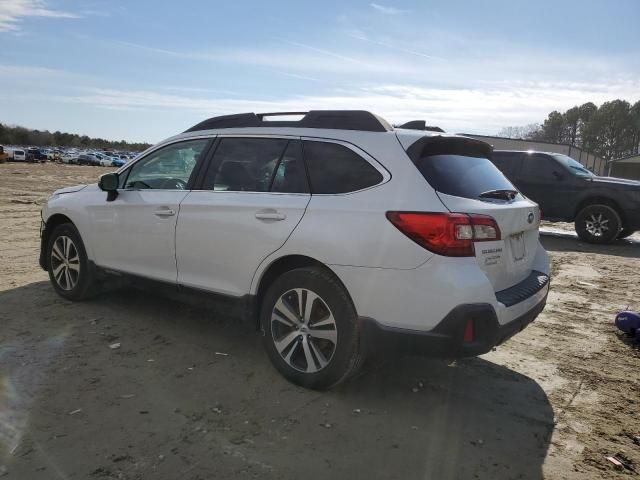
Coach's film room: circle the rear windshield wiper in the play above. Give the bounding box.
[478,189,518,201]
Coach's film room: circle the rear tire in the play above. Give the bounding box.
[47,223,99,300]
[617,227,635,239]
[260,267,363,390]
[575,204,621,244]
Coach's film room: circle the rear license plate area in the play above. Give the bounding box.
[510,232,527,261]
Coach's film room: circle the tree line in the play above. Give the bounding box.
[497,99,640,161]
[0,122,151,151]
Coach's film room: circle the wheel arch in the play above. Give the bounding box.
[574,196,625,225]
[41,213,75,271]
[252,254,355,329]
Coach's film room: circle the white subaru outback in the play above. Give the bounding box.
[40,111,550,389]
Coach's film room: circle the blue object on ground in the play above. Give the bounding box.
[615,310,640,336]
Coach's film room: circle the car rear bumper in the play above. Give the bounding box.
[360,284,548,357]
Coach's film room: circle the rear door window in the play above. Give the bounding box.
[414,154,516,200]
[202,137,309,193]
[521,154,557,180]
[203,138,288,192]
[270,141,308,193]
[302,140,383,194]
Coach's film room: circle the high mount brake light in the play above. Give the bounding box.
[386,212,501,257]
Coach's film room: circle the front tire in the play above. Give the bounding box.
[47,223,98,300]
[260,267,363,390]
[575,204,621,244]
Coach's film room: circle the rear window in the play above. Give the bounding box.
[414,154,516,199]
[302,141,383,194]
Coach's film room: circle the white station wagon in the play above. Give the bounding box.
[40,110,550,389]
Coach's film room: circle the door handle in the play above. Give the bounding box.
[154,208,176,217]
[255,211,286,221]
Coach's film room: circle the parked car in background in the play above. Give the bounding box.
[26,147,39,162]
[12,149,27,161]
[77,154,101,166]
[0,145,8,163]
[61,153,78,164]
[490,150,640,243]
[111,157,127,167]
[36,149,49,161]
[99,156,115,167]
[39,110,550,389]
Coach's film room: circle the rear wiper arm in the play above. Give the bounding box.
[478,189,518,200]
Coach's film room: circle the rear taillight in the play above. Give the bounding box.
[386,212,501,257]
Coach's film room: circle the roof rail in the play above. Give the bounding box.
[185,110,393,133]
[397,120,445,133]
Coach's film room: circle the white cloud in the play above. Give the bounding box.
[112,39,420,75]
[0,63,71,77]
[49,79,640,138]
[369,3,408,15]
[0,0,80,32]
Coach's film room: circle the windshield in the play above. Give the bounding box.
[552,154,594,177]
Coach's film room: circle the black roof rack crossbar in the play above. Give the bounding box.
[397,120,445,133]
[185,110,392,133]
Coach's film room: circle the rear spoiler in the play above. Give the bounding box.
[405,135,493,162]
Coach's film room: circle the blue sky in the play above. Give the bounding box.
[1,0,639,143]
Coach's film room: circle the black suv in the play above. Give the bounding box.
[490,151,640,244]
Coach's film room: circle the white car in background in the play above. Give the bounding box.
[11,149,26,161]
[61,153,78,164]
[39,110,550,389]
[99,156,114,167]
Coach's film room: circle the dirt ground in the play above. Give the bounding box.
[1,162,639,479]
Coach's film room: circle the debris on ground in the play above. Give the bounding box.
[606,454,637,473]
[68,408,82,415]
[109,342,121,349]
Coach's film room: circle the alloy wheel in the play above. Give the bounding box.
[585,213,609,237]
[51,235,80,291]
[270,288,338,373]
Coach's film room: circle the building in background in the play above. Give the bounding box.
[607,154,640,180]
[460,134,607,176]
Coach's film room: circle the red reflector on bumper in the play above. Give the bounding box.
[463,319,474,343]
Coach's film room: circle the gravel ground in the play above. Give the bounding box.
[1,162,639,479]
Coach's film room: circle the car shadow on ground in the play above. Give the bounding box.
[615,331,640,352]
[541,230,640,259]
[1,282,554,480]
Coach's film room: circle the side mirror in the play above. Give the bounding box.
[99,172,119,201]
[552,171,565,181]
